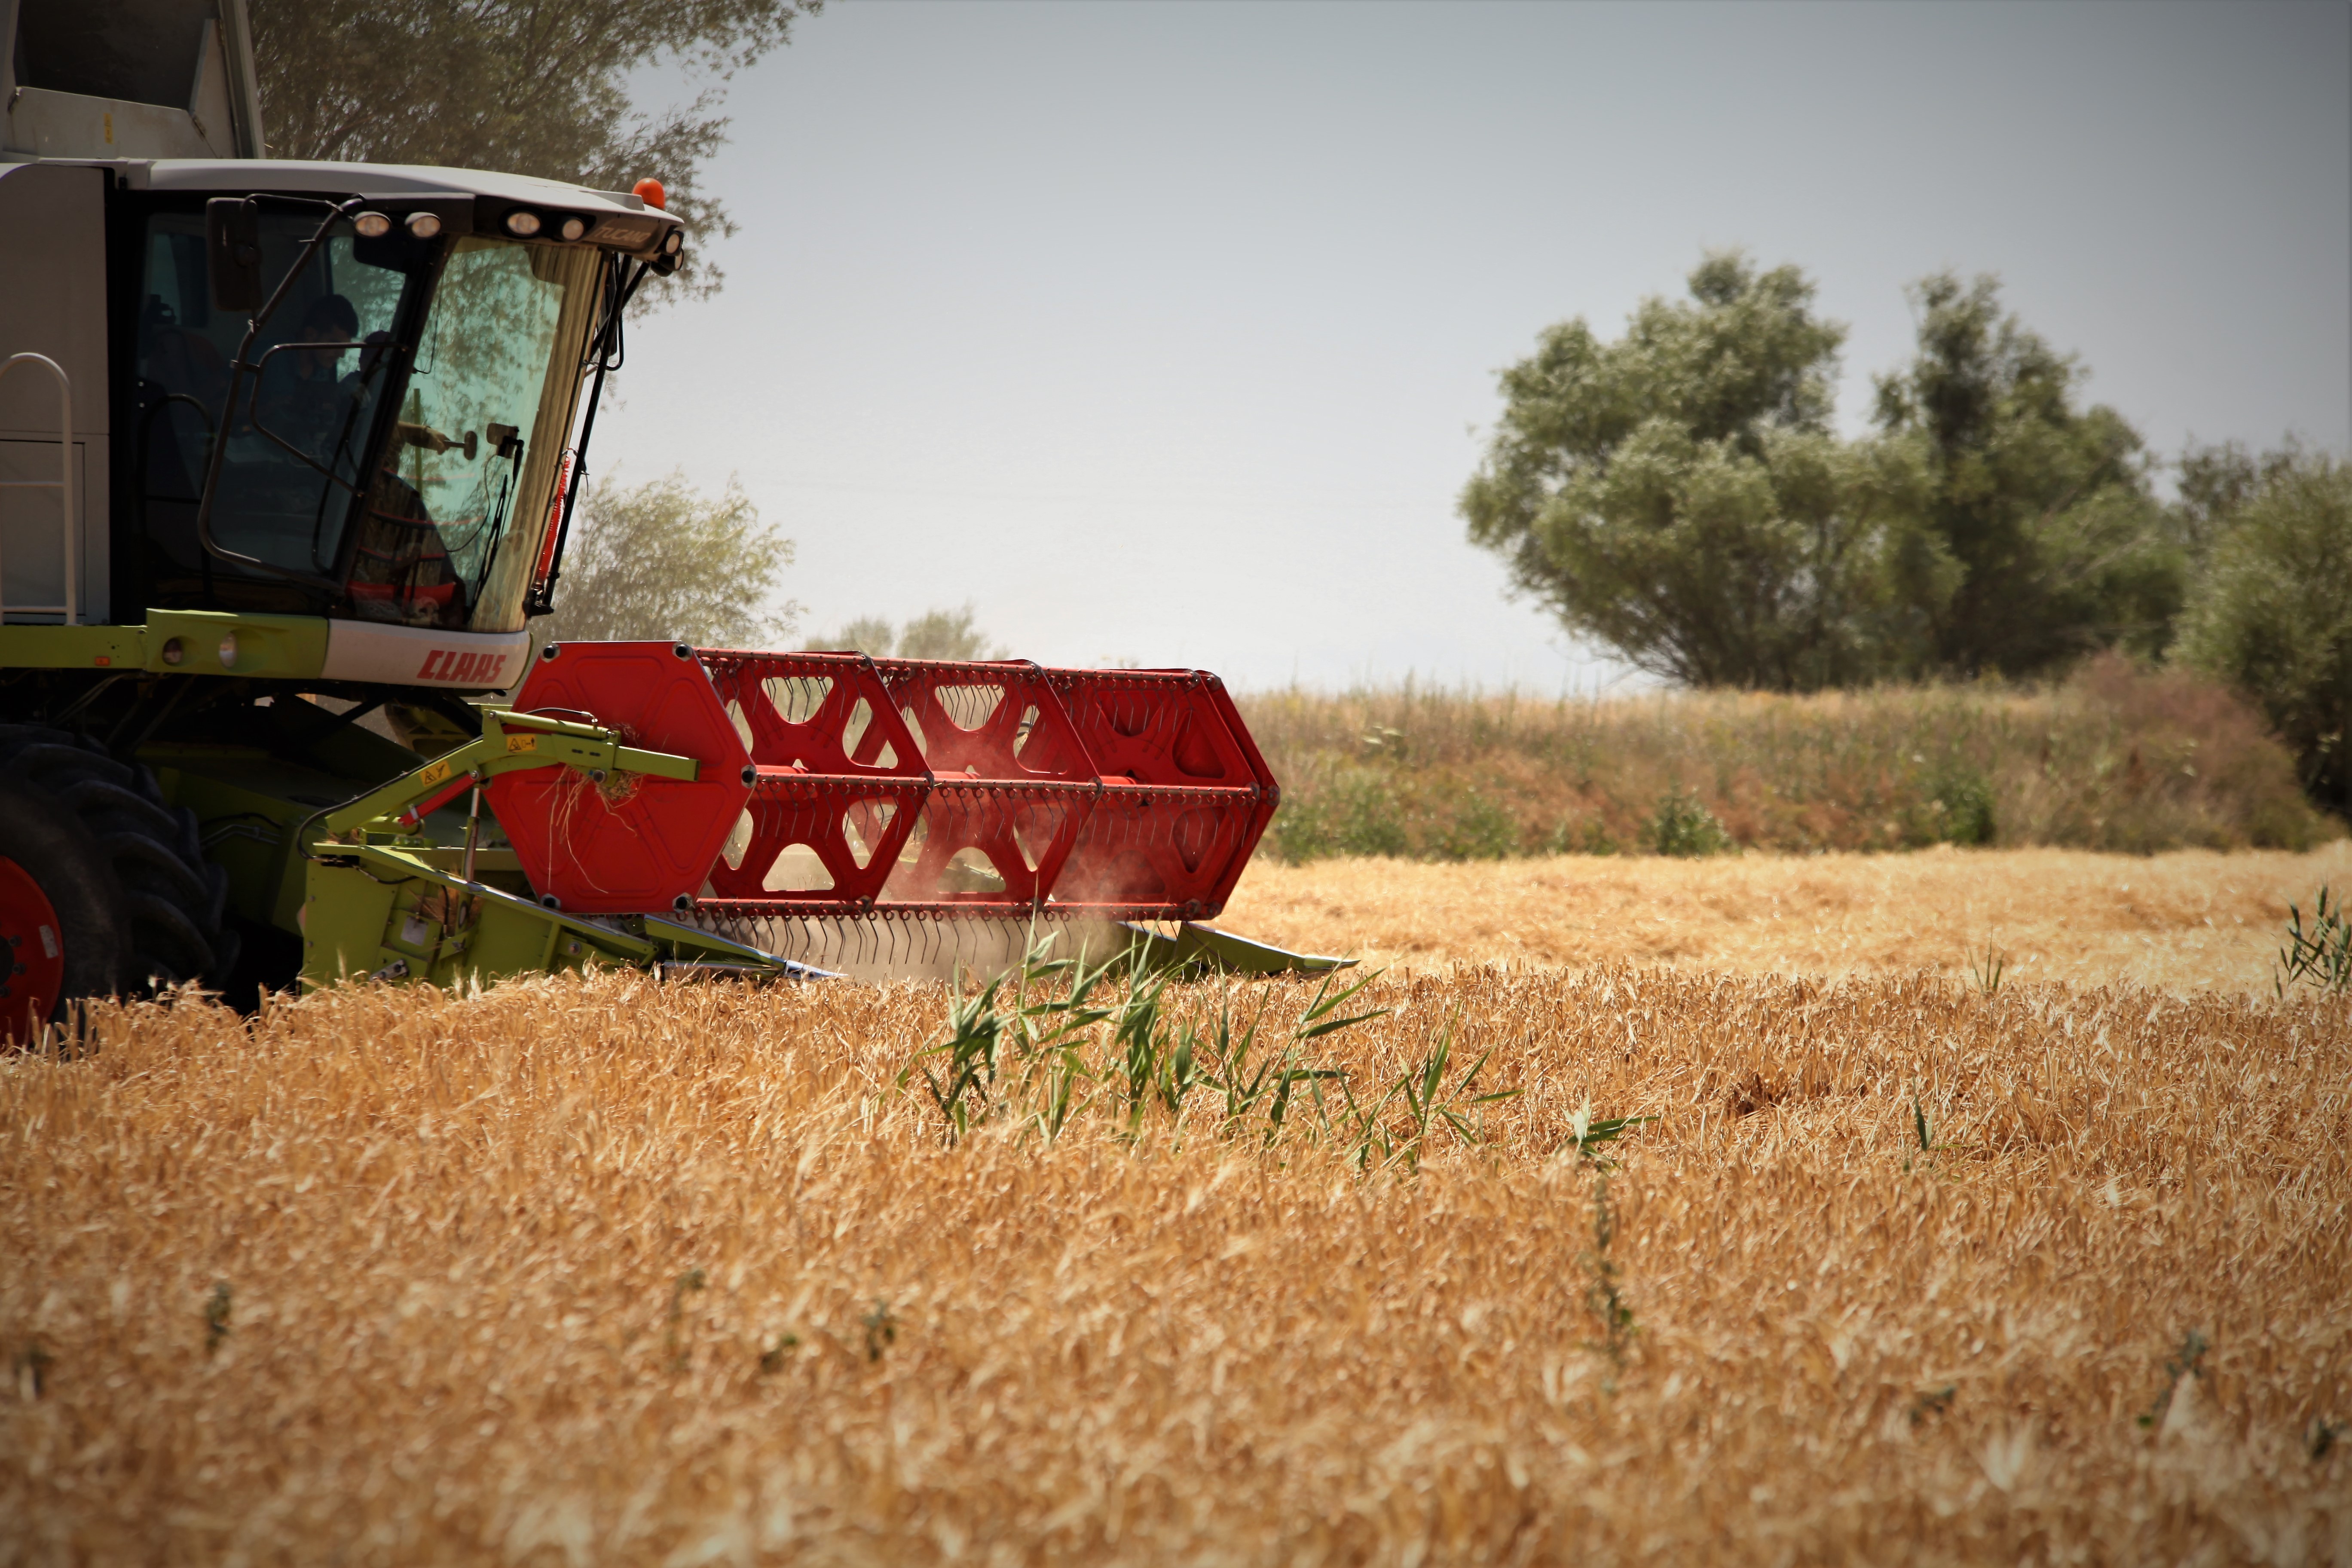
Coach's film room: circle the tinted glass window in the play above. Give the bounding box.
[355,237,598,633]
[134,210,419,603]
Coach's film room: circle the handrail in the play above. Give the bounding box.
[0,352,76,626]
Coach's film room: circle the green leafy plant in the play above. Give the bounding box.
[1320,1009,1521,1173]
[1558,1098,1657,1372]
[540,474,801,649]
[860,1300,898,1363]
[896,943,1535,1180]
[1584,1172,1636,1369]
[1941,768,1997,845]
[816,605,1006,661]
[1433,789,1520,861]
[1916,764,1997,846]
[1648,786,1731,857]
[1909,1385,1957,1425]
[1902,1091,1956,1173]
[1564,1096,1655,1170]
[899,935,1123,1145]
[1178,966,1387,1151]
[204,1281,232,1357]
[1968,944,2009,997]
[2176,446,2352,814]
[1110,965,1193,1134]
[1547,816,1620,856]
[1266,767,1410,861]
[2276,886,2352,997]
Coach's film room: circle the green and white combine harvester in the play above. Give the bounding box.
[0,0,1335,1039]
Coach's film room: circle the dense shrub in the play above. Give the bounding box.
[2176,452,2352,815]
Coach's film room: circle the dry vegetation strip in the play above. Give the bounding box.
[4,967,2347,1564]
[1238,659,2337,862]
[1220,841,2352,993]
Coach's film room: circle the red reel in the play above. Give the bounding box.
[486,642,1282,922]
[486,641,752,913]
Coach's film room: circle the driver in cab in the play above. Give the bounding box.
[256,293,363,464]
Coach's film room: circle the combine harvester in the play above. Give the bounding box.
[0,0,1333,1038]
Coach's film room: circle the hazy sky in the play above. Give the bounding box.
[599,0,2351,692]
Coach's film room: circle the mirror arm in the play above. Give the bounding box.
[528,256,649,617]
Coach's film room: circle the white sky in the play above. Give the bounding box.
[598,0,2352,693]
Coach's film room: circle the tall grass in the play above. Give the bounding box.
[2277,885,2352,996]
[1239,654,2336,862]
[4,966,2347,1561]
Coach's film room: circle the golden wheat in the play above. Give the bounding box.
[1221,841,2352,993]
[4,957,2346,1564]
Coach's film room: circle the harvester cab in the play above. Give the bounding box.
[0,0,1333,1040]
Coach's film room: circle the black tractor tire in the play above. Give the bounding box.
[0,726,238,1037]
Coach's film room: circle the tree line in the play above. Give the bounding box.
[534,475,1003,661]
[1461,254,2352,813]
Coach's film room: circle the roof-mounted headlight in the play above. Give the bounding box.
[663,230,683,256]
[559,216,587,242]
[505,210,543,237]
[353,211,391,238]
[406,211,443,239]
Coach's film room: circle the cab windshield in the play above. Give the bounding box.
[355,238,600,631]
[133,214,601,633]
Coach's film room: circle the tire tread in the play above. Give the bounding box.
[0,725,238,990]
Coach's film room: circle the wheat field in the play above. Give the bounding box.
[1220,841,2352,993]
[4,935,2348,1564]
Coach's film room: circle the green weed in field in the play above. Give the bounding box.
[1647,787,1731,857]
[1434,790,1520,861]
[895,941,1572,1180]
[2276,886,2352,996]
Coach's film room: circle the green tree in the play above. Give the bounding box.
[248,0,819,302]
[2175,451,2352,813]
[540,472,799,645]
[1461,252,1939,690]
[1872,273,2175,674]
[2171,438,2313,564]
[811,605,1006,661]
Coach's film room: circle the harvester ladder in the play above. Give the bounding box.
[0,353,78,626]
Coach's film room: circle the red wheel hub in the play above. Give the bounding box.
[0,856,65,1043]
